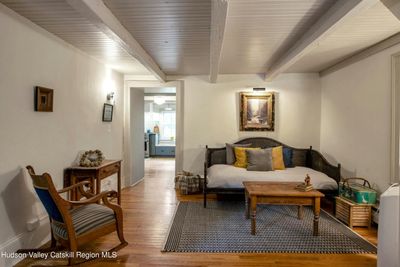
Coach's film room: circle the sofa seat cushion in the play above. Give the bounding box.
[52,204,115,239]
[207,165,338,190]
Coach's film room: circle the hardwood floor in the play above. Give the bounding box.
[17,158,377,267]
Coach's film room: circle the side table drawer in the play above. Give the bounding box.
[99,163,120,178]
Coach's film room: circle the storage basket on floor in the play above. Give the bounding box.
[335,196,372,228]
[339,177,377,204]
[174,171,203,195]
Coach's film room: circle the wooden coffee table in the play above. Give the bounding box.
[243,182,325,236]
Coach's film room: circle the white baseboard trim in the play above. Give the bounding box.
[0,215,50,267]
[129,178,144,187]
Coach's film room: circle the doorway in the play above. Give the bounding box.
[124,80,184,187]
[144,87,176,158]
[144,87,176,176]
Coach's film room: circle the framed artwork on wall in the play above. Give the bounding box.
[35,86,54,112]
[240,92,275,131]
[102,103,114,122]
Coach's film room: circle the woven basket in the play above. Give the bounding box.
[175,171,203,195]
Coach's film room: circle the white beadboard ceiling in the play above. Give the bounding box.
[103,0,211,75]
[1,0,400,77]
[287,1,400,73]
[0,0,152,75]
[220,0,335,74]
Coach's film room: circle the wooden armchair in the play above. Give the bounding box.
[23,166,128,265]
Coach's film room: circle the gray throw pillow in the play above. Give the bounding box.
[246,148,273,171]
[226,143,251,165]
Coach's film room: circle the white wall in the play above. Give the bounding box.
[320,43,400,193]
[0,5,124,264]
[175,74,322,174]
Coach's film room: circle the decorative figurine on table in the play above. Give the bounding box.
[296,174,314,191]
[305,174,311,186]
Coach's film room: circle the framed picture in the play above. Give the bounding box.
[102,103,114,122]
[240,92,275,131]
[35,86,54,112]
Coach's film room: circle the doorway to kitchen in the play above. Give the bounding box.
[144,87,176,160]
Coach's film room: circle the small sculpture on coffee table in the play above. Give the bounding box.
[296,174,313,192]
[305,174,311,186]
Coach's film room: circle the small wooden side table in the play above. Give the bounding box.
[64,160,122,204]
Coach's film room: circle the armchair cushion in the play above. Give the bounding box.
[52,204,115,239]
[34,187,64,223]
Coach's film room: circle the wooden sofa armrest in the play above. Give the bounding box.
[309,148,341,184]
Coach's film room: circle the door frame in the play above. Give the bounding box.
[390,52,400,184]
[123,79,184,184]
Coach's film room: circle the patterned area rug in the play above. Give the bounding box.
[162,201,376,254]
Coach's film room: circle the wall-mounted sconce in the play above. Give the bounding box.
[253,88,266,91]
[107,92,115,101]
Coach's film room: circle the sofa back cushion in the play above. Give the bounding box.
[246,148,273,171]
[234,147,260,168]
[206,138,309,168]
[283,147,294,167]
[272,146,285,170]
[226,143,251,165]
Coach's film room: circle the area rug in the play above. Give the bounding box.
[162,201,376,254]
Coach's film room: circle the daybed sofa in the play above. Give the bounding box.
[203,137,341,207]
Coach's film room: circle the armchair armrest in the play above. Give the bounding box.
[58,181,94,199]
[58,181,91,193]
[67,190,117,206]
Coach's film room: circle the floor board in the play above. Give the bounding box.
[17,158,377,267]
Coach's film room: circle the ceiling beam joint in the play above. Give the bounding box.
[264,0,378,81]
[381,0,400,20]
[209,0,228,83]
[66,0,166,82]
[320,32,400,76]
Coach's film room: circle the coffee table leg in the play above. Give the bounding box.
[251,196,257,235]
[245,190,250,219]
[298,205,304,220]
[313,197,320,236]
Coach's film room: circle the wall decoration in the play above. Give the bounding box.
[240,92,275,131]
[35,86,54,112]
[79,149,105,167]
[102,103,114,122]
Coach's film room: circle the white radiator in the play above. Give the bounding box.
[377,184,399,267]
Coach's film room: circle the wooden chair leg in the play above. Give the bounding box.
[117,228,127,245]
[115,213,128,246]
[50,225,57,249]
[50,235,57,250]
[68,241,78,266]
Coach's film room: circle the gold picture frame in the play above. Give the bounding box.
[240,92,275,131]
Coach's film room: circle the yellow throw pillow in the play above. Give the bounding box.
[272,146,285,170]
[234,147,260,168]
